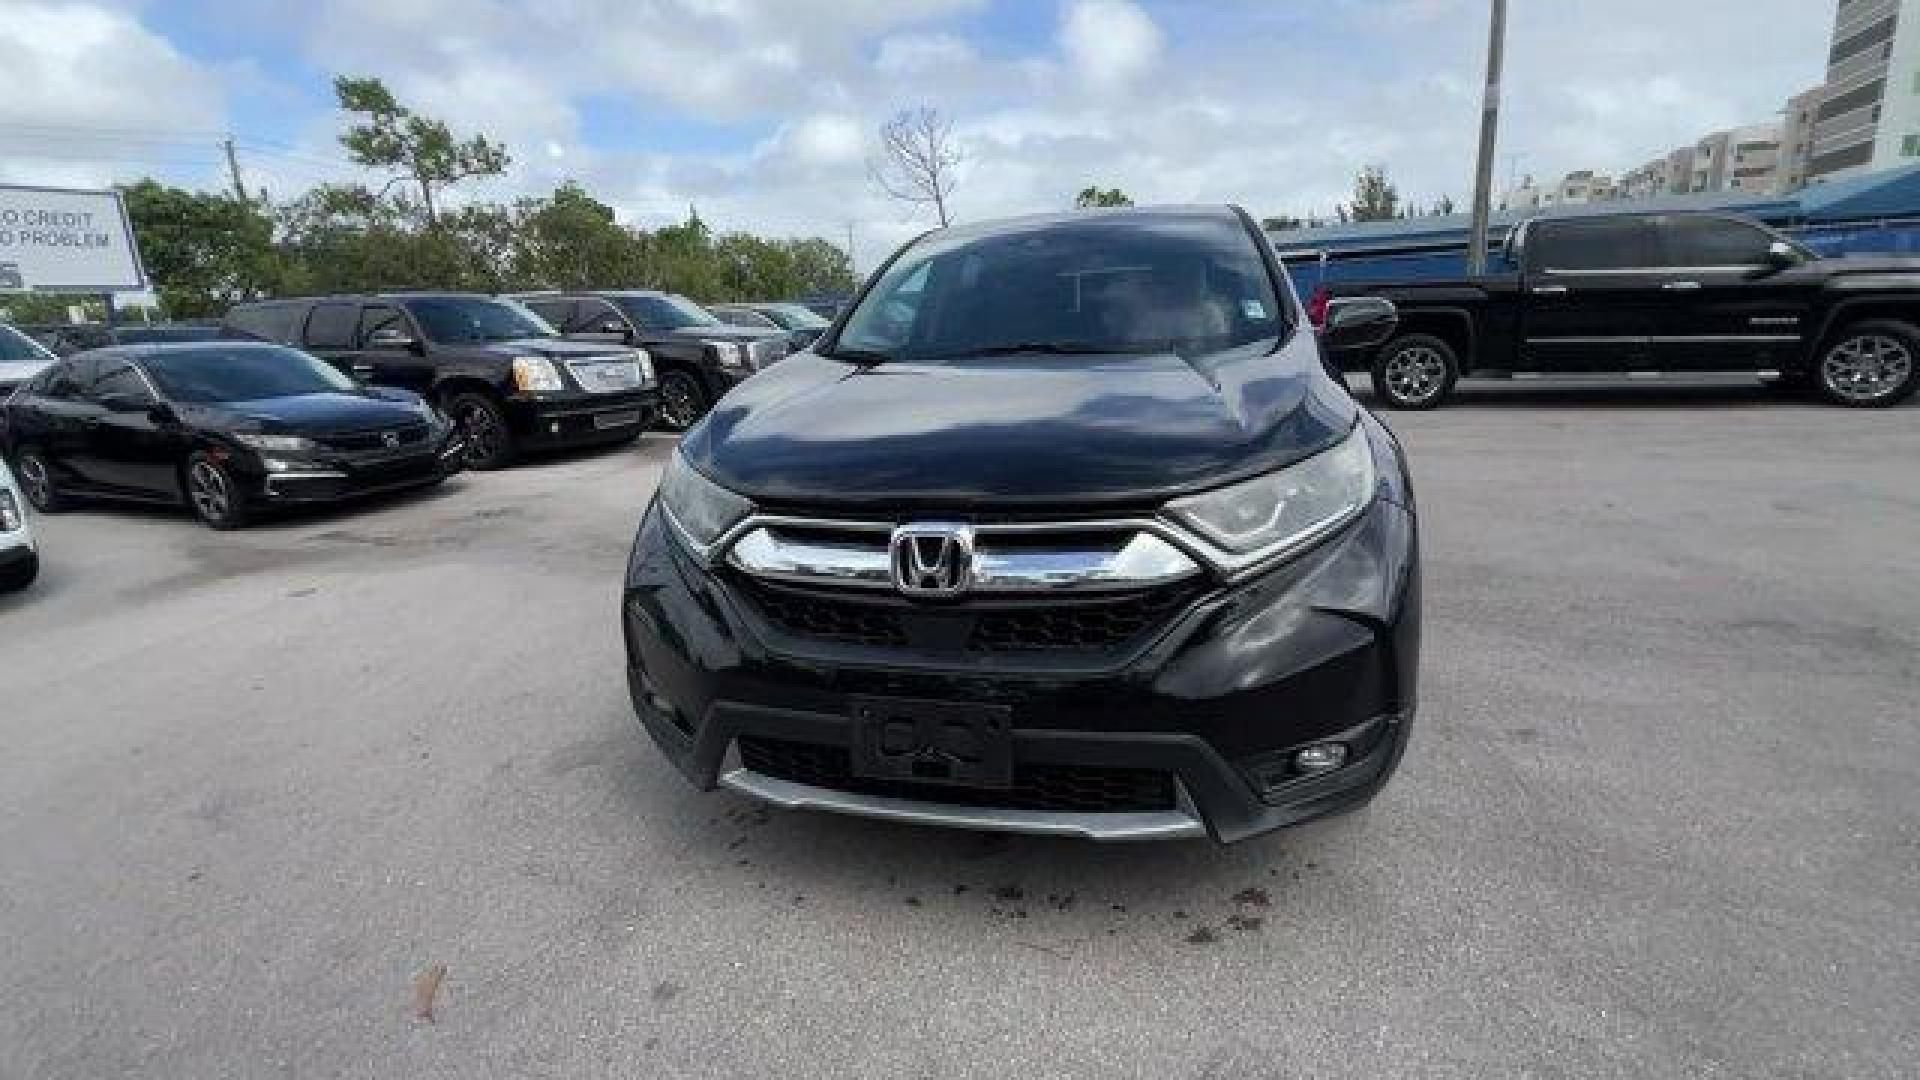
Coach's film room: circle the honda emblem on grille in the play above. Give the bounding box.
[889,522,975,598]
[381,431,401,449]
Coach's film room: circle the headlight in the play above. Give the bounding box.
[0,488,20,532]
[1164,421,1374,567]
[632,348,656,386]
[705,341,748,369]
[233,433,322,456]
[512,355,566,393]
[658,450,753,551]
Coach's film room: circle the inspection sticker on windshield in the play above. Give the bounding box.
[1242,299,1268,320]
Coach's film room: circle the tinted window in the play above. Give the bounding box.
[47,357,97,399]
[1662,216,1778,267]
[404,296,555,343]
[90,363,153,406]
[835,212,1282,360]
[0,324,56,364]
[357,305,410,344]
[570,299,624,333]
[716,307,777,328]
[226,304,303,343]
[1529,217,1661,271]
[304,303,359,349]
[613,294,723,330]
[522,298,575,328]
[762,304,830,330]
[143,346,359,403]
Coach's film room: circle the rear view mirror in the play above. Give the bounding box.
[1320,297,1399,352]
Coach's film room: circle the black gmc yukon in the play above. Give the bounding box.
[1323,210,1920,409]
[224,292,659,469]
[512,291,789,431]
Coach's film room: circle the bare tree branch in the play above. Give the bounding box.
[868,107,963,227]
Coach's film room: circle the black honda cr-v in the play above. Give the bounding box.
[621,206,1415,844]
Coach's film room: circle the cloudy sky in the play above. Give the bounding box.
[2,0,1833,267]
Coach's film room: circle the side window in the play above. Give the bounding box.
[523,299,575,329]
[570,299,623,334]
[303,303,358,349]
[1661,217,1776,268]
[227,304,301,343]
[1529,218,1661,272]
[90,363,153,408]
[357,305,410,345]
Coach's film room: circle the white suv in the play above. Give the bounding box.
[0,456,38,592]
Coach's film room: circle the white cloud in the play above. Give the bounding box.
[875,32,977,77]
[1059,0,1164,92]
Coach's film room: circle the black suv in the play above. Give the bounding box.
[621,207,1415,844]
[223,293,659,469]
[1325,210,1920,409]
[513,291,788,431]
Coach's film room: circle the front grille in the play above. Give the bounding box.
[739,736,1176,813]
[970,588,1193,653]
[319,423,430,453]
[734,576,1193,656]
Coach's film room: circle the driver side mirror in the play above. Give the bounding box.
[1320,296,1399,352]
[1764,240,1802,270]
[97,391,150,413]
[369,327,419,352]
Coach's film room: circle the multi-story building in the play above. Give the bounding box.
[1726,125,1786,193]
[1551,170,1615,204]
[1807,0,1920,182]
[1781,85,1827,192]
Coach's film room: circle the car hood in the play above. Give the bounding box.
[484,337,638,358]
[681,330,1356,513]
[182,391,432,435]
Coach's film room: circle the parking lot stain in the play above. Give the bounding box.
[651,982,681,1003]
[993,884,1024,902]
[1226,914,1264,933]
[1231,887,1271,908]
[1184,926,1219,945]
[904,896,922,907]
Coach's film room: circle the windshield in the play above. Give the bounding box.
[833,212,1283,361]
[763,304,830,330]
[0,324,56,365]
[143,346,361,402]
[405,297,556,343]
[615,294,723,330]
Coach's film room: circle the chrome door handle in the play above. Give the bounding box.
[1662,281,1702,291]
[1532,285,1569,295]
[350,364,374,375]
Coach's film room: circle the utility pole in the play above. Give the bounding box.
[843,219,857,275]
[222,137,246,202]
[1466,0,1508,275]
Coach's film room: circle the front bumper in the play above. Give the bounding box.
[241,438,466,506]
[621,494,1419,845]
[507,389,660,448]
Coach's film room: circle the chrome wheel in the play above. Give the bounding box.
[16,453,53,509]
[1384,345,1447,405]
[188,459,231,523]
[457,401,507,467]
[660,370,707,431]
[1822,334,1913,403]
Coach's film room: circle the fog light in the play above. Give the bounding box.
[1293,743,1348,775]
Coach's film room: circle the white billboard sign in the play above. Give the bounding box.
[0,185,147,293]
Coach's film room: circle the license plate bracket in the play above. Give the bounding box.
[593,410,643,430]
[849,696,1013,789]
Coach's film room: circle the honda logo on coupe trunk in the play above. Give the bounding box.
[889,522,975,598]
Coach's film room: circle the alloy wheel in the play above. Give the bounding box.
[1384,345,1447,405]
[1822,334,1913,404]
[188,460,231,523]
[458,402,507,467]
[17,453,53,509]
[660,371,705,430]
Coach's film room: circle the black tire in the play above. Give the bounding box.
[657,367,711,432]
[183,451,250,530]
[1814,320,1920,408]
[12,447,68,513]
[1370,334,1460,410]
[0,550,38,592]
[447,392,518,470]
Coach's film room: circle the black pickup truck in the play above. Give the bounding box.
[1321,210,1920,409]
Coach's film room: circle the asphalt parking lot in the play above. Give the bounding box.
[3,379,1917,1079]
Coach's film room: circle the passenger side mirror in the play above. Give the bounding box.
[147,401,178,425]
[1764,240,1801,270]
[1320,296,1399,352]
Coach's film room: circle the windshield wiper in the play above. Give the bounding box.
[822,347,893,365]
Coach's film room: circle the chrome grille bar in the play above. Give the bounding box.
[725,521,1201,594]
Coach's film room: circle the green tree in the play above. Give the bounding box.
[1074,186,1133,209]
[335,76,510,227]
[1342,165,1399,223]
[120,179,277,317]
[1261,214,1304,232]
[512,183,643,289]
